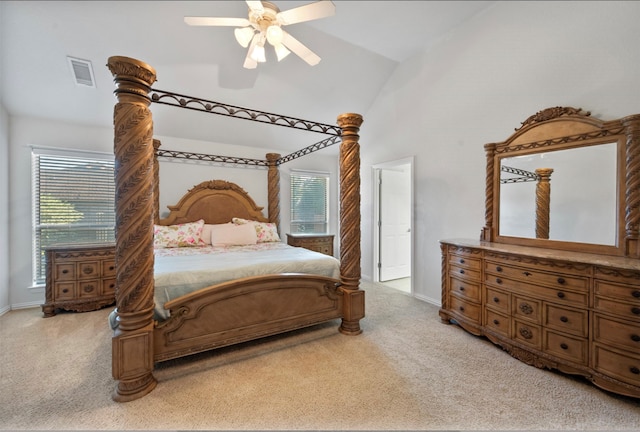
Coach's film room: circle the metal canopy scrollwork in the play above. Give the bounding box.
[150,88,342,136]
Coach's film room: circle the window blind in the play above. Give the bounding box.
[290,170,329,234]
[32,149,115,284]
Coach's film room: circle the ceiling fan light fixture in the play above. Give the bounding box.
[249,44,266,63]
[274,43,291,61]
[234,27,255,48]
[266,25,283,46]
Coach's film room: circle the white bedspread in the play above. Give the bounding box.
[152,242,340,320]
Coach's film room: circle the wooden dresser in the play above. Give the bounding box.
[440,107,640,399]
[440,239,640,398]
[286,233,334,256]
[42,243,116,317]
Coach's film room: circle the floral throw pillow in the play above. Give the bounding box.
[154,219,206,248]
[232,217,281,243]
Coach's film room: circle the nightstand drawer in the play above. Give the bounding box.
[286,234,334,256]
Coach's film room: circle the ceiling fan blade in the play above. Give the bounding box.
[243,34,260,69]
[245,1,264,13]
[277,1,335,26]
[184,16,251,27]
[281,30,321,66]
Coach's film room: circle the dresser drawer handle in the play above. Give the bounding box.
[493,297,500,303]
[557,291,566,299]
[62,269,69,274]
[496,266,503,272]
[632,307,640,316]
[493,319,500,325]
[631,334,640,342]
[519,303,533,315]
[496,278,503,284]
[557,277,566,285]
[83,284,95,293]
[459,258,465,264]
[459,269,465,275]
[519,327,533,340]
[459,306,465,312]
[560,316,568,323]
[82,267,94,275]
[459,286,465,291]
[110,283,115,288]
[633,290,640,298]
[62,288,69,294]
[523,271,531,277]
[109,266,115,271]
[631,367,640,375]
[560,343,569,350]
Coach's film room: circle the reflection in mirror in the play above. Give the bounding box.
[499,142,617,245]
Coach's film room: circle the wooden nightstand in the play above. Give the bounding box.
[286,233,334,256]
[42,243,116,317]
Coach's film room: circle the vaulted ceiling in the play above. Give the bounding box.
[1,1,494,153]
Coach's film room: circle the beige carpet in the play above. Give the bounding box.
[1,281,639,430]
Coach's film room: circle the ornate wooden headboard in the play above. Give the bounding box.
[158,180,269,226]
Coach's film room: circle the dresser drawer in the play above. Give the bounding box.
[448,253,481,271]
[594,297,640,321]
[593,344,640,387]
[102,278,117,296]
[449,296,481,324]
[513,295,541,324]
[102,259,116,277]
[593,314,640,352]
[595,280,640,304]
[449,264,481,282]
[513,319,541,349]
[54,263,76,281]
[78,280,100,298]
[544,329,587,365]
[544,304,588,337]
[78,261,100,279]
[485,287,510,314]
[54,282,75,300]
[485,261,587,291]
[485,274,588,307]
[449,276,481,302]
[485,309,510,337]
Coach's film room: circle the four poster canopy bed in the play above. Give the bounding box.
[106,56,364,402]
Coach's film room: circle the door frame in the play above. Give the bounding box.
[372,156,414,292]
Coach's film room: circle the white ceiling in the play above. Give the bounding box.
[1,1,494,153]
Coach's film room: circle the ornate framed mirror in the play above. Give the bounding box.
[480,107,640,257]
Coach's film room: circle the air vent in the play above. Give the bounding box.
[67,56,96,88]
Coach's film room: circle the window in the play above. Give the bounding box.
[290,170,329,234]
[32,148,115,285]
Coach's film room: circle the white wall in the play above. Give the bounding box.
[361,1,640,304]
[0,104,9,314]
[7,116,339,309]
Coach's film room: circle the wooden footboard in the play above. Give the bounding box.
[153,274,343,362]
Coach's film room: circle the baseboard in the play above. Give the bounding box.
[414,292,441,307]
[0,304,10,317]
[10,301,42,310]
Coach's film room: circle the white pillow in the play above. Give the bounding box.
[201,223,228,245]
[210,222,258,246]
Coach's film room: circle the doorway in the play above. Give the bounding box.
[373,157,413,294]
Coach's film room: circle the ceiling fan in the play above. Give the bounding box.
[184,1,335,69]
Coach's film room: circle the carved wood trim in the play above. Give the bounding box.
[534,168,553,239]
[107,55,158,402]
[266,153,281,233]
[337,113,363,335]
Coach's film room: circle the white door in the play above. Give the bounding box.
[379,167,411,281]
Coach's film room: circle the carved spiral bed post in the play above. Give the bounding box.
[153,139,161,224]
[336,113,365,335]
[623,114,640,257]
[481,143,497,241]
[535,168,553,239]
[107,56,158,402]
[266,153,281,233]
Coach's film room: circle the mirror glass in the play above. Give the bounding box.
[498,142,617,245]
